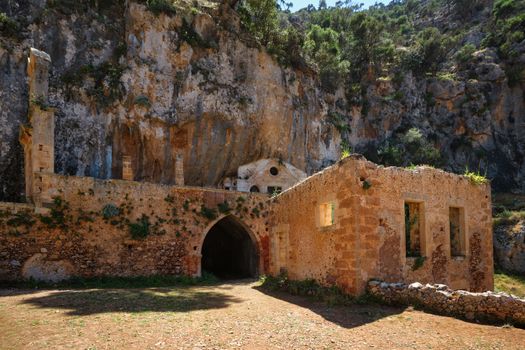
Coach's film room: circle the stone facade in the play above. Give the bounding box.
[268,155,493,295]
[0,175,270,281]
[367,280,525,327]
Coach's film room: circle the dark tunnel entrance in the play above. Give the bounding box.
[201,216,259,279]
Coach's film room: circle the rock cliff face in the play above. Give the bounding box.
[1,0,524,202]
[494,221,525,273]
[343,47,525,193]
[0,1,340,201]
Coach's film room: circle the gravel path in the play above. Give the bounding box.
[1,280,524,349]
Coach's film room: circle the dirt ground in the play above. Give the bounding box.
[1,280,524,350]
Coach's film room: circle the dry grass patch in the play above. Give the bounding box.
[494,271,525,298]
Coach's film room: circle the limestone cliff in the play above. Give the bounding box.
[1,0,525,202]
[0,1,340,201]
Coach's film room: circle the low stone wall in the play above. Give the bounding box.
[367,280,525,327]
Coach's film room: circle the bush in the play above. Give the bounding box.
[377,128,442,167]
[463,168,488,185]
[455,43,476,65]
[129,214,151,239]
[199,205,217,220]
[146,0,177,16]
[102,204,121,219]
[0,12,19,38]
[39,196,71,230]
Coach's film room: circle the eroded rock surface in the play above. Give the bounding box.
[494,222,525,273]
[1,1,525,202]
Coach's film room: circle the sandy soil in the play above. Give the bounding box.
[1,280,524,349]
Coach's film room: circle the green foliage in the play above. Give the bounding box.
[494,269,525,297]
[102,204,121,219]
[327,111,350,133]
[485,0,525,59]
[340,139,352,160]
[6,211,35,228]
[493,209,525,227]
[164,194,175,203]
[238,0,280,47]
[40,196,71,230]
[464,168,488,185]
[199,205,217,220]
[146,0,177,16]
[134,95,151,108]
[251,207,260,217]
[403,27,448,75]
[377,128,441,167]
[179,18,214,48]
[455,43,476,65]
[217,201,231,214]
[62,62,125,107]
[362,179,372,190]
[505,64,525,87]
[345,12,395,80]
[239,1,306,69]
[0,12,19,38]
[411,256,426,271]
[30,95,49,111]
[128,214,151,239]
[46,0,125,15]
[303,25,349,91]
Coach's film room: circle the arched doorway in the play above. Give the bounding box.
[201,215,259,279]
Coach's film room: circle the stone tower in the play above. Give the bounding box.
[20,48,55,206]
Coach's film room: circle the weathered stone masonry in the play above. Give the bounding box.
[269,155,493,295]
[0,176,270,281]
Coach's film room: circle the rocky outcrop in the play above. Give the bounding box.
[368,280,525,327]
[347,46,525,192]
[494,221,525,273]
[0,1,340,202]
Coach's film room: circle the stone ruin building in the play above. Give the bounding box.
[0,49,493,295]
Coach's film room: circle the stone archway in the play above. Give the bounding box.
[200,215,259,279]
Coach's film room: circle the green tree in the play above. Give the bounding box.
[303,24,349,91]
[238,0,280,46]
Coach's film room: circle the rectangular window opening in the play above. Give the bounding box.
[405,202,422,257]
[449,207,465,257]
[319,202,335,227]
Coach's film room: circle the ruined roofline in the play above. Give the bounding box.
[36,172,270,199]
[273,153,491,199]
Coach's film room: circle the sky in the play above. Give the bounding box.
[290,0,389,12]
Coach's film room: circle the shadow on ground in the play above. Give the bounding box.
[19,286,243,316]
[253,285,406,329]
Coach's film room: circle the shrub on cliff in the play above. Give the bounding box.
[0,12,19,38]
[376,128,442,168]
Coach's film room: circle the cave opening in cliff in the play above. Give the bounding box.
[201,215,259,279]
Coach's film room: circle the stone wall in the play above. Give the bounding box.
[367,280,525,327]
[0,174,270,281]
[269,155,493,295]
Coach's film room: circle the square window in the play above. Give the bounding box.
[405,202,422,257]
[450,207,465,257]
[319,202,335,227]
